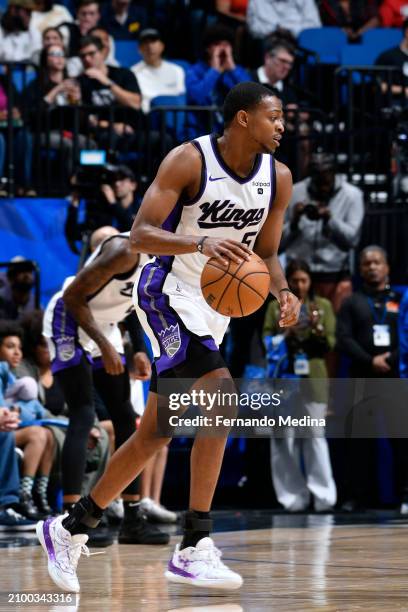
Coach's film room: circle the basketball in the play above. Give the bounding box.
[200,252,270,317]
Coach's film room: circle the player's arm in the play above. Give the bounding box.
[130,143,251,265]
[253,160,301,328]
[63,239,139,375]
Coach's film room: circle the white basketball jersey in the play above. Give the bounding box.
[44,233,149,341]
[166,134,276,287]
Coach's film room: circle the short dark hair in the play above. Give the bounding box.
[79,35,104,52]
[202,23,235,49]
[0,320,23,345]
[223,81,277,127]
[78,0,99,10]
[360,245,388,263]
[265,41,296,58]
[42,26,63,41]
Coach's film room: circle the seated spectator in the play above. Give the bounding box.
[131,28,186,113]
[380,0,408,28]
[89,26,118,67]
[58,0,100,58]
[252,38,297,104]
[0,321,55,519]
[0,258,36,321]
[375,18,408,102]
[186,24,250,131]
[0,408,36,530]
[280,152,364,312]
[0,75,33,196]
[319,0,379,41]
[100,0,147,40]
[247,0,321,39]
[31,0,73,34]
[16,311,66,417]
[24,43,88,186]
[0,0,42,62]
[263,259,337,512]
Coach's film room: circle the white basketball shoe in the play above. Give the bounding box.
[165,537,243,590]
[36,515,92,592]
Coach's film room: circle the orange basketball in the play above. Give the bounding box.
[200,253,270,317]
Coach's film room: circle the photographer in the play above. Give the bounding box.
[281,152,364,312]
[64,164,141,253]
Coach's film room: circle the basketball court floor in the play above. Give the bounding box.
[1,510,408,611]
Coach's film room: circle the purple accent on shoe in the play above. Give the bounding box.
[43,518,56,563]
[168,558,196,579]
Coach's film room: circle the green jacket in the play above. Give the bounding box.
[263,295,336,403]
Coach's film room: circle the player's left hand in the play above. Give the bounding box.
[133,351,152,380]
[278,290,301,328]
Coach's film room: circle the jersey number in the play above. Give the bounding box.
[242,232,257,248]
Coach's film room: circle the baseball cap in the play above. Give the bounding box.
[7,256,36,276]
[114,165,136,181]
[139,28,161,43]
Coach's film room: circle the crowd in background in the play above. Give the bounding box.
[1,0,408,532]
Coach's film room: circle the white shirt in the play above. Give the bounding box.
[31,4,73,33]
[131,59,185,113]
[0,23,42,62]
[256,65,283,90]
[247,0,321,38]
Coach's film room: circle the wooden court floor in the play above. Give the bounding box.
[1,518,408,611]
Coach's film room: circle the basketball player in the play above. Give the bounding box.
[42,231,170,546]
[37,82,301,592]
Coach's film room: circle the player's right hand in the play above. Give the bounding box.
[101,342,125,375]
[200,238,252,267]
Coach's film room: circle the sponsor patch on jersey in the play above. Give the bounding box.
[158,323,181,358]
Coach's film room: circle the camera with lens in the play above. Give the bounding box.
[303,202,320,221]
[74,150,118,199]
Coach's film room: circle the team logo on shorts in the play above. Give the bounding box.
[158,324,181,358]
[56,336,75,362]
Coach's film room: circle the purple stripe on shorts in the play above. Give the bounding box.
[43,518,56,562]
[168,558,196,579]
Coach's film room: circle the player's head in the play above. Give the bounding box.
[223,81,284,153]
[90,226,119,252]
[359,245,389,287]
[286,259,312,300]
[0,320,23,369]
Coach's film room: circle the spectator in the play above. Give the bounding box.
[89,26,118,67]
[0,258,37,321]
[0,321,55,519]
[24,43,84,182]
[263,259,337,512]
[58,0,100,58]
[252,39,297,104]
[100,0,147,40]
[31,0,73,35]
[65,165,141,249]
[0,408,37,530]
[0,0,42,62]
[380,0,408,28]
[375,18,408,102]
[319,1,379,41]
[281,152,364,312]
[216,0,248,24]
[77,35,141,139]
[131,28,185,114]
[337,246,403,510]
[186,24,250,131]
[247,0,321,39]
